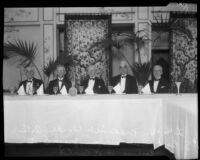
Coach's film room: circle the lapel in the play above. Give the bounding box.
[149,80,154,93]
[124,75,128,92]
[23,81,27,92]
[156,79,163,92]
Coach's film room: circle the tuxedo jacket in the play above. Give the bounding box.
[148,78,170,93]
[111,74,138,94]
[80,77,108,94]
[18,78,43,95]
[46,77,72,95]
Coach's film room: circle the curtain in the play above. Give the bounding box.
[169,13,197,93]
[64,14,111,86]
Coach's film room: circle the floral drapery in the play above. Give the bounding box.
[170,14,197,93]
[64,15,111,86]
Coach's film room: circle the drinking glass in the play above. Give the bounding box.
[175,82,182,96]
[53,86,58,95]
[78,86,84,94]
[138,85,143,95]
[9,86,16,94]
[108,86,113,94]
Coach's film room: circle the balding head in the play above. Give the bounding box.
[119,60,128,75]
[25,66,35,80]
[87,65,96,78]
[153,65,163,80]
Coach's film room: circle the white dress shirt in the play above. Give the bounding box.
[26,79,33,94]
[85,78,95,94]
[58,77,63,90]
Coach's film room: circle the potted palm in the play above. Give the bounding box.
[4,39,43,81]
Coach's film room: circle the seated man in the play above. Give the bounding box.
[80,65,108,94]
[143,65,169,93]
[17,66,43,95]
[46,64,72,95]
[111,61,138,94]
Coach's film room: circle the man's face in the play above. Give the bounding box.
[119,65,128,75]
[57,66,66,78]
[25,69,34,80]
[87,66,96,78]
[153,65,163,80]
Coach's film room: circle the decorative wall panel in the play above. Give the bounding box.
[43,25,54,69]
[4,8,39,22]
[64,15,111,86]
[43,8,53,21]
[170,16,197,92]
[138,7,148,20]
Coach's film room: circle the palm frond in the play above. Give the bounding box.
[4,39,37,64]
[43,58,57,78]
[131,61,152,86]
[43,52,76,78]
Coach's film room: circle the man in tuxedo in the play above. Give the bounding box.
[80,65,108,94]
[111,61,138,94]
[148,65,169,93]
[46,64,72,94]
[17,67,43,95]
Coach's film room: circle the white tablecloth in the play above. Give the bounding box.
[4,94,198,159]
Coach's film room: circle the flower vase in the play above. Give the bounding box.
[138,85,143,95]
[175,81,182,96]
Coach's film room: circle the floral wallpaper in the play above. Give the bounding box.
[64,18,110,86]
[170,18,197,93]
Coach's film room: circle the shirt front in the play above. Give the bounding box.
[58,78,63,90]
[26,79,33,94]
[88,78,95,89]
[85,78,95,94]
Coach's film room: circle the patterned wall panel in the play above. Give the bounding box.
[4,8,39,22]
[64,15,111,86]
[170,17,197,92]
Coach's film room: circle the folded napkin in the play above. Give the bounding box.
[17,85,26,95]
[85,86,94,95]
[142,83,151,94]
[36,84,44,95]
[60,85,68,95]
[113,83,122,94]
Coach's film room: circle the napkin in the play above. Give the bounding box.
[85,86,94,95]
[113,83,122,94]
[36,84,44,95]
[142,83,151,94]
[17,85,26,95]
[60,85,68,95]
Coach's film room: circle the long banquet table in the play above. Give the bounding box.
[4,93,198,159]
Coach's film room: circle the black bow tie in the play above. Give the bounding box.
[27,80,33,83]
[154,79,160,81]
[121,76,126,78]
[89,78,95,80]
